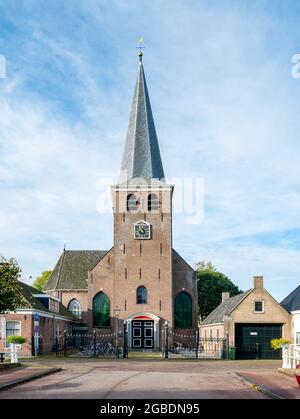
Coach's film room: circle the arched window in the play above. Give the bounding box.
[175,292,192,328]
[137,286,148,304]
[93,292,110,327]
[68,299,82,320]
[127,194,138,212]
[148,193,159,211]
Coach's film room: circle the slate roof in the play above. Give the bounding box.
[201,290,252,325]
[119,56,165,184]
[18,282,78,321]
[281,285,300,312]
[44,250,107,291]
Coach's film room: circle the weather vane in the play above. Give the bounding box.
[136,37,145,61]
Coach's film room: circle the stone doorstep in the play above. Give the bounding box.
[0,367,62,391]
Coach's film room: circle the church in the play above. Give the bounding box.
[44,51,198,350]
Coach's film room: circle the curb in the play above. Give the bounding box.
[232,372,287,400]
[0,367,62,392]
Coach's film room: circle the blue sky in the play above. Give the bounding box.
[0,0,300,301]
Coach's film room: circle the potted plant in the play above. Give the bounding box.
[270,338,291,350]
[6,336,26,363]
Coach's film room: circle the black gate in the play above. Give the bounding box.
[54,331,123,358]
[167,328,227,359]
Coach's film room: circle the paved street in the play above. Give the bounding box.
[0,359,282,399]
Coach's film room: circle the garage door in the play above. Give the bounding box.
[235,324,282,360]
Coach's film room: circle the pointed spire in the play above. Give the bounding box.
[119,53,165,184]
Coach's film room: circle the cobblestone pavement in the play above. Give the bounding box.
[0,359,281,399]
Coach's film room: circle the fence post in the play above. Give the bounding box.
[93,330,96,358]
[226,332,230,360]
[164,321,169,359]
[123,322,128,359]
[55,333,59,357]
[195,328,199,359]
[63,330,67,357]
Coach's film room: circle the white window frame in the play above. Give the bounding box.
[254,300,265,314]
[296,332,300,345]
[4,320,22,349]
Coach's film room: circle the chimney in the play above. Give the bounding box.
[222,292,230,303]
[253,276,264,289]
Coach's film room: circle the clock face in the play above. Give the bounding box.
[134,221,151,240]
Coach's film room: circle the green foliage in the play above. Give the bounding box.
[33,270,53,291]
[196,261,216,272]
[197,261,243,321]
[6,335,26,345]
[271,338,291,350]
[0,256,28,313]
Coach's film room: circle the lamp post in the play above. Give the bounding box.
[114,305,121,358]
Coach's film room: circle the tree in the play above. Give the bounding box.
[0,256,28,313]
[197,261,243,321]
[33,270,53,291]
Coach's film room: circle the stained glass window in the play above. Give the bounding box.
[175,292,192,328]
[137,286,147,304]
[68,299,82,319]
[93,292,110,327]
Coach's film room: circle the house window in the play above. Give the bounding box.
[49,298,59,313]
[137,286,147,304]
[296,332,300,345]
[5,321,21,348]
[254,301,264,313]
[93,292,110,327]
[175,292,192,328]
[68,299,82,320]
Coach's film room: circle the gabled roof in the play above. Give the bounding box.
[281,285,300,313]
[44,250,107,291]
[201,290,252,325]
[18,282,78,321]
[119,55,165,184]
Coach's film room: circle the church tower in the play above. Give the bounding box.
[88,51,197,350]
[112,51,174,348]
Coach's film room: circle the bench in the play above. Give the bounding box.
[0,352,5,363]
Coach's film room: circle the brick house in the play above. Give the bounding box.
[0,282,79,357]
[44,51,197,350]
[281,285,300,346]
[199,276,291,359]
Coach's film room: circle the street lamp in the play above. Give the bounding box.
[114,305,121,357]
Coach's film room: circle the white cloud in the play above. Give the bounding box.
[0,1,300,300]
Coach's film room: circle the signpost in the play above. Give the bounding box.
[34,313,39,357]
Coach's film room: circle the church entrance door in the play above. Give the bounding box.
[132,320,154,349]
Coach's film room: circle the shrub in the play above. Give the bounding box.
[6,336,26,345]
[271,338,291,350]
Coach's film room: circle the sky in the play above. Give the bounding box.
[0,0,300,301]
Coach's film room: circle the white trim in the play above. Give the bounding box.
[291,310,300,315]
[111,186,174,192]
[10,309,75,322]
